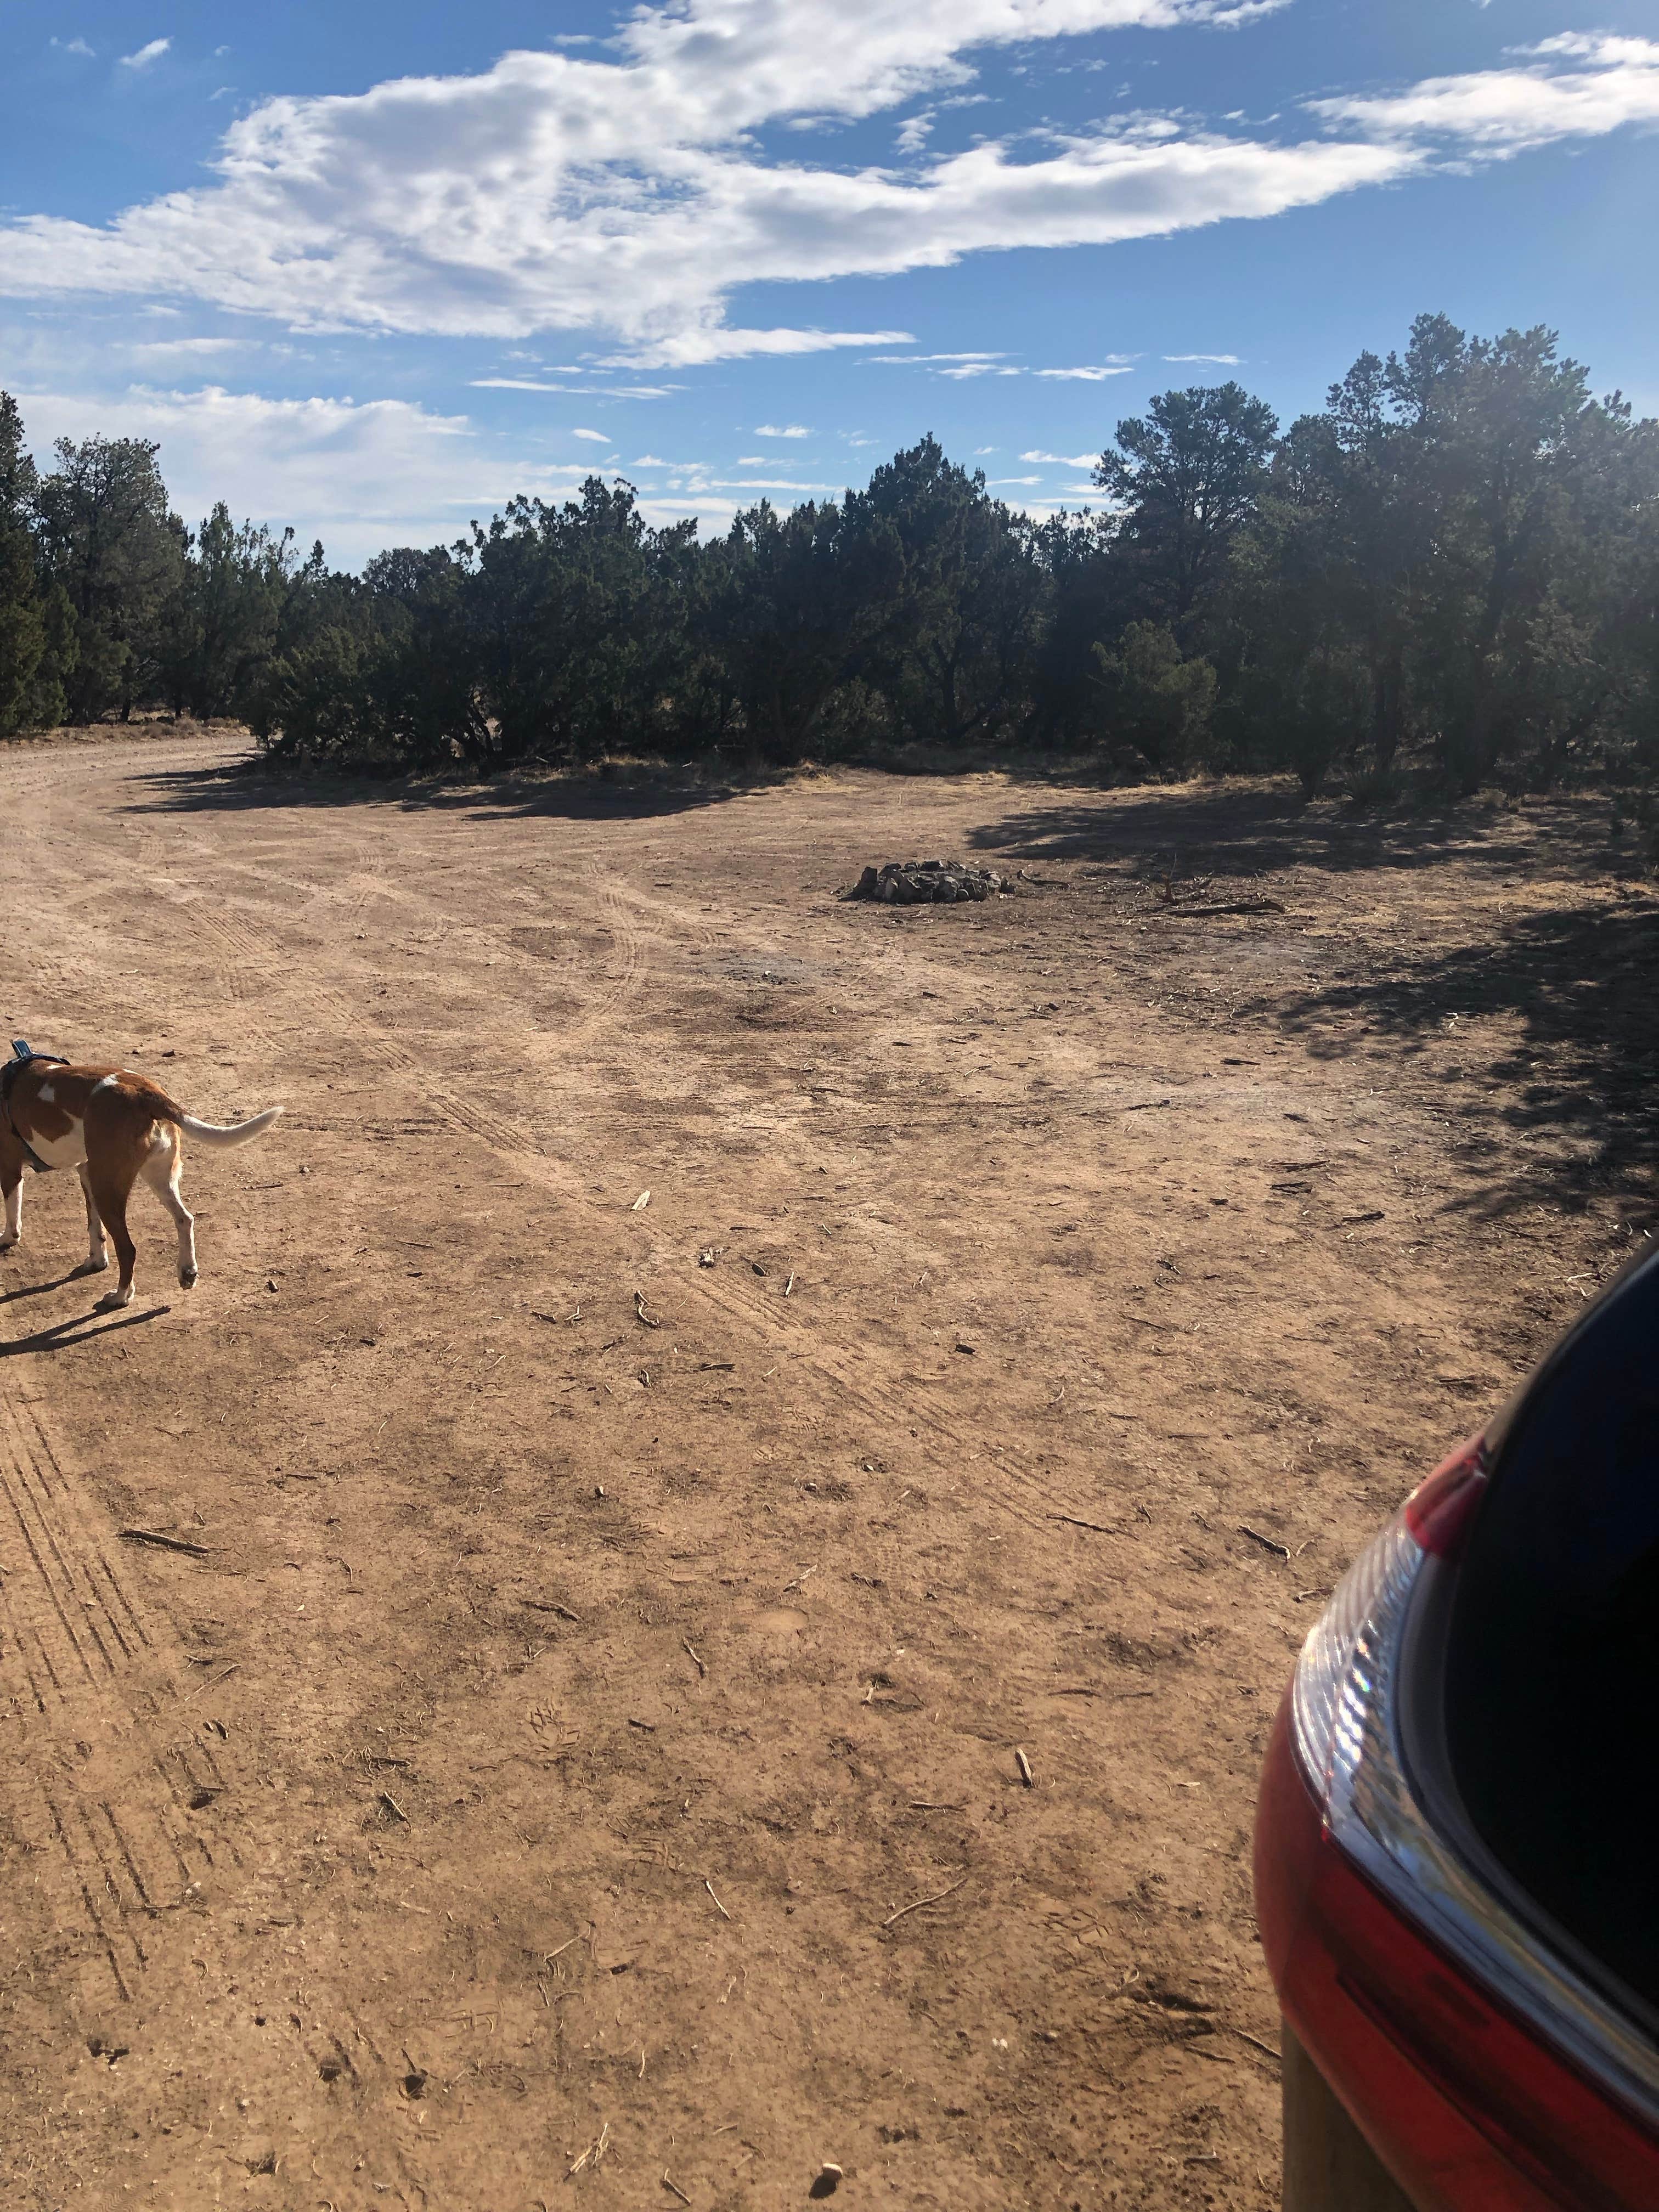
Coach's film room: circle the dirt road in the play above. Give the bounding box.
[0,728,1647,2210]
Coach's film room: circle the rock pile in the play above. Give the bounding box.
[847,859,1005,905]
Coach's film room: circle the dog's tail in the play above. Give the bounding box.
[177,1105,284,1150]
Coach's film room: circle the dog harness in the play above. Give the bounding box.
[1,1040,67,1174]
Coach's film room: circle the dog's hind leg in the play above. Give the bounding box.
[140,1127,196,1289]
[88,1158,140,1312]
[0,1163,20,1253]
[70,1163,110,1278]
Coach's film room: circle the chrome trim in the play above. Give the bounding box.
[1326,1546,1659,2130]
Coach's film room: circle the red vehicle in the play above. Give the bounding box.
[1255,1244,1659,2209]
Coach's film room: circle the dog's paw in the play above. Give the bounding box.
[94,1286,134,1313]
[0,1235,18,1255]
[180,1266,198,1290]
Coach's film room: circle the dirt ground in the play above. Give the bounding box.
[1,727,1652,2212]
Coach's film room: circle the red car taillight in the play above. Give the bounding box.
[1257,1438,1659,2210]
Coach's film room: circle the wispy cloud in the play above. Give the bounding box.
[119,37,171,70]
[1032,364,1136,380]
[754,423,811,437]
[1021,448,1101,467]
[131,335,249,357]
[571,427,612,442]
[864,351,1011,365]
[1164,351,1242,363]
[470,377,678,397]
[52,36,96,57]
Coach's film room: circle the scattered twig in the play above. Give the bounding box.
[704,1878,732,1921]
[541,1934,582,1963]
[909,1800,965,1810]
[635,1290,661,1329]
[662,2174,693,2207]
[1164,898,1286,918]
[520,1598,583,1623]
[628,1717,657,1733]
[783,1273,795,1297]
[1238,1525,1291,1561]
[631,1190,651,1210]
[1052,1513,1119,1536]
[568,2121,611,2177]
[183,1663,240,1703]
[882,1874,968,1927]
[1226,2024,1284,2066]
[1015,1748,1034,1788]
[380,1791,409,1822]
[118,1527,210,1558]
[682,1638,707,1679]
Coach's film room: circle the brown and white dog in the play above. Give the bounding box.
[0,1053,281,1311]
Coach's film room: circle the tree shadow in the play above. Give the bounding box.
[123,755,789,827]
[0,1305,171,1356]
[964,785,1610,880]
[1274,898,1659,1218]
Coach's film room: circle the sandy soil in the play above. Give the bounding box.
[0,727,1651,2211]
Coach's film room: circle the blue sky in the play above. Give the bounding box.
[2,0,1656,565]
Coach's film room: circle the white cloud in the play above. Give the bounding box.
[52,36,96,57]
[1164,350,1241,362]
[130,335,251,357]
[1034,364,1136,379]
[1307,33,1659,154]
[737,454,765,463]
[3,14,1655,367]
[471,377,679,397]
[754,423,811,437]
[864,349,1011,363]
[119,37,171,70]
[1022,447,1101,465]
[571,426,612,442]
[8,383,593,567]
[989,474,1043,484]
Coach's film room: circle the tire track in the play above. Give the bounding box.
[12,737,1104,1540]
[133,861,1097,1540]
[0,1387,224,2008]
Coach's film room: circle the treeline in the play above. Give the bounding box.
[2,313,1657,804]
